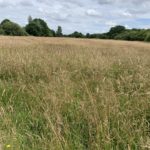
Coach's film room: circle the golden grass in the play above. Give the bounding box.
[0,36,149,149]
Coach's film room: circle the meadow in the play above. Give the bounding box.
[0,36,149,150]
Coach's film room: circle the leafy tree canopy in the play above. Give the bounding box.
[56,26,63,37]
[1,19,27,36]
[107,25,126,39]
[25,18,53,37]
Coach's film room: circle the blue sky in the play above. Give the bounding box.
[0,0,150,34]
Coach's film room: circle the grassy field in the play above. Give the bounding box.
[0,36,149,150]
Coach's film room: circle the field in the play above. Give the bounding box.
[0,36,150,150]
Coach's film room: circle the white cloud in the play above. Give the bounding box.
[105,21,117,27]
[0,0,149,33]
[122,12,132,18]
[86,9,101,17]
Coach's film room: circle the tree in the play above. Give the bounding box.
[1,19,11,25]
[86,33,90,38]
[107,25,126,39]
[115,29,147,41]
[28,15,33,23]
[1,19,27,36]
[51,29,56,37]
[25,18,53,37]
[0,27,4,35]
[56,26,63,37]
[69,31,84,38]
[145,32,150,42]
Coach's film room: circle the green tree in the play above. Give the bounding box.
[69,31,84,38]
[1,19,27,36]
[28,16,33,23]
[145,32,150,42]
[86,33,90,38]
[25,18,53,37]
[107,25,126,39]
[1,19,11,25]
[56,26,63,37]
[51,29,56,37]
[115,29,147,41]
[0,26,4,35]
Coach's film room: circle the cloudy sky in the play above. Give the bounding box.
[0,0,150,34]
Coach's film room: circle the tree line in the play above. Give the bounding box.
[0,16,150,42]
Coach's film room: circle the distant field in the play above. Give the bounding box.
[0,36,150,150]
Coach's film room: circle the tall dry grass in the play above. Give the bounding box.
[0,36,149,149]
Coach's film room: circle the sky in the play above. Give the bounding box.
[0,0,150,34]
